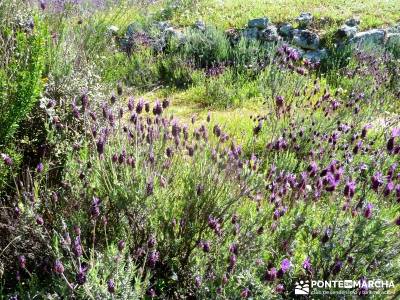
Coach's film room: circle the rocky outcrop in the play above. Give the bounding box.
[296,12,313,28]
[292,29,320,50]
[248,17,269,29]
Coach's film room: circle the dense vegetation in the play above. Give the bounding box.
[1,0,399,299]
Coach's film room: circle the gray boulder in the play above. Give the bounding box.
[337,25,358,39]
[345,17,360,27]
[242,27,259,39]
[303,48,327,62]
[194,20,206,31]
[248,17,269,29]
[350,29,385,46]
[279,23,293,37]
[259,25,280,42]
[296,12,313,28]
[292,29,320,50]
[107,25,119,36]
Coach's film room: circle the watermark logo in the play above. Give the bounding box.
[294,279,394,296]
[295,280,310,295]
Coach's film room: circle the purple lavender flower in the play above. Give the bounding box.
[280,258,291,273]
[302,257,312,271]
[344,180,356,198]
[90,197,100,219]
[147,250,160,268]
[76,266,87,285]
[195,275,202,288]
[36,215,44,225]
[53,260,64,274]
[1,153,12,166]
[275,284,285,293]
[107,279,115,293]
[147,288,156,298]
[384,181,394,197]
[332,260,343,275]
[371,172,383,191]
[73,237,82,257]
[152,101,163,115]
[36,162,44,173]
[136,99,144,114]
[147,235,156,248]
[364,203,373,219]
[275,95,284,107]
[265,267,277,281]
[18,255,26,269]
[240,288,250,298]
[118,240,125,251]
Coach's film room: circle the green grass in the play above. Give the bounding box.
[166,0,400,30]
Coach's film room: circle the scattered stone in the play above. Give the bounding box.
[303,48,327,62]
[259,25,280,42]
[156,21,172,31]
[278,23,293,37]
[337,25,358,39]
[345,17,360,27]
[350,29,385,46]
[107,25,119,35]
[242,27,259,39]
[194,20,206,31]
[248,17,269,29]
[296,12,313,28]
[125,22,143,38]
[292,29,320,50]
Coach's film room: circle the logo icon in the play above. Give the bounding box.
[295,280,310,295]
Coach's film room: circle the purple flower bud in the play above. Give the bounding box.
[36,162,44,173]
[107,279,115,293]
[275,284,285,293]
[118,240,125,251]
[136,99,144,114]
[73,237,82,257]
[364,203,373,219]
[195,275,202,288]
[147,235,156,248]
[202,241,210,253]
[147,288,156,298]
[18,255,26,269]
[153,100,163,115]
[280,258,291,273]
[53,260,64,274]
[76,266,87,285]
[275,96,284,107]
[147,250,160,268]
[117,82,123,96]
[240,288,250,298]
[371,172,383,191]
[1,153,12,166]
[36,215,44,225]
[344,180,356,198]
[81,93,89,110]
[302,257,312,271]
[265,267,277,281]
[332,260,343,275]
[161,98,169,109]
[384,181,394,197]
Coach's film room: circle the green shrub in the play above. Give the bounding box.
[178,26,230,68]
[0,17,45,145]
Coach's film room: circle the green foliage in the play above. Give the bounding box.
[0,17,45,145]
[179,26,230,68]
